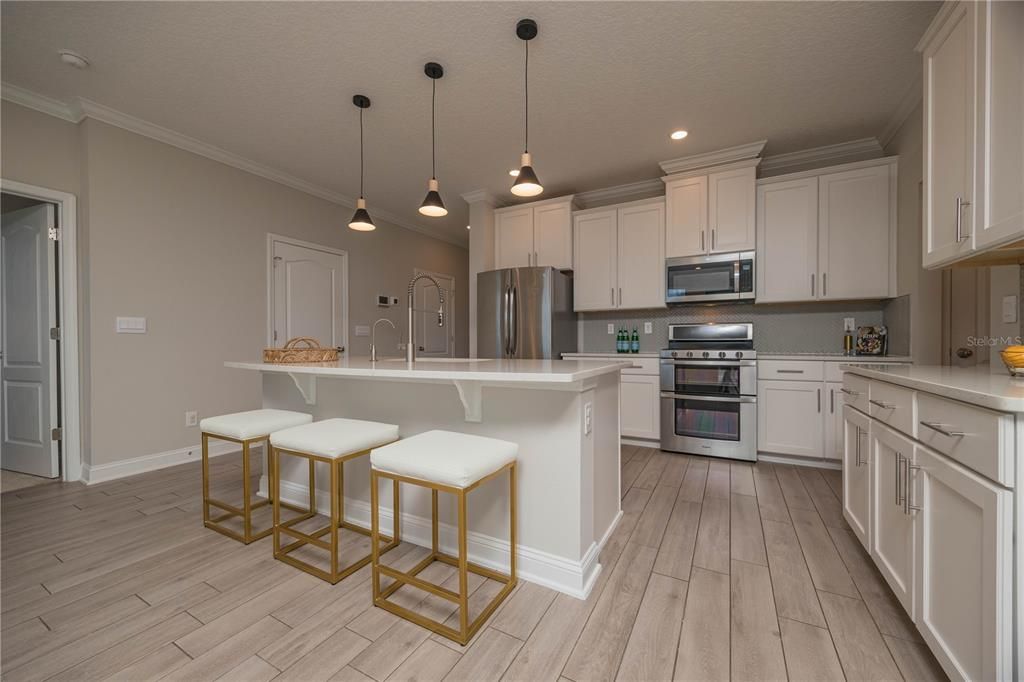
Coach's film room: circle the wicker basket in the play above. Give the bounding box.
[263,337,339,364]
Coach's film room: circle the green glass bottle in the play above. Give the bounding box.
[631,327,640,353]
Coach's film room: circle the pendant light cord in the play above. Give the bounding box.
[431,78,437,179]
[524,39,529,153]
[359,107,365,198]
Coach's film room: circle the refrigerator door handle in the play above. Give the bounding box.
[503,285,512,356]
[509,285,519,356]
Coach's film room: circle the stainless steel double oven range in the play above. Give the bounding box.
[659,323,758,462]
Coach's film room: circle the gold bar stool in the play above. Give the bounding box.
[369,430,518,646]
[199,409,314,544]
[270,418,402,584]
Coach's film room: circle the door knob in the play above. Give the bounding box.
[955,348,973,359]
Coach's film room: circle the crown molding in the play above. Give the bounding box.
[878,76,923,149]
[759,137,883,175]
[659,139,767,175]
[574,178,664,209]
[916,1,958,53]
[460,189,497,206]
[2,83,467,249]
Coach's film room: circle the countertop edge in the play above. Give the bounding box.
[840,363,1024,412]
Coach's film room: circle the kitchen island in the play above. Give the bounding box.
[225,357,630,598]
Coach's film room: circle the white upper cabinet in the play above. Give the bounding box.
[756,177,819,302]
[494,196,575,270]
[919,0,1024,267]
[756,157,896,304]
[818,163,896,300]
[573,199,666,312]
[664,175,707,257]
[708,166,757,253]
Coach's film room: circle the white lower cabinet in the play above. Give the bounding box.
[842,405,870,548]
[824,381,844,460]
[620,374,660,440]
[757,380,823,457]
[869,424,916,616]
[913,444,1013,682]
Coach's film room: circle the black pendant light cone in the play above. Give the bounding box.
[511,18,543,197]
[348,94,376,231]
[419,62,448,217]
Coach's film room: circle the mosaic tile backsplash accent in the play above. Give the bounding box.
[580,299,908,354]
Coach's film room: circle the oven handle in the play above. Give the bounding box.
[660,392,757,403]
[660,359,758,367]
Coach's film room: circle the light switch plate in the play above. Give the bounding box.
[116,317,146,334]
[607,324,615,334]
[355,325,370,337]
[644,322,653,334]
[843,317,856,332]
[1003,295,1018,323]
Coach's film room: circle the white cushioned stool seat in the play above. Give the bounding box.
[200,409,311,440]
[271,418,399,458]
[371,430,518,489]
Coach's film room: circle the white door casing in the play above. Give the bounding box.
[268,235,348,352]
[414,269,454,357]
[1,204,59,478]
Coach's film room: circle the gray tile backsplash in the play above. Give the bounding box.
[580,300,907,354]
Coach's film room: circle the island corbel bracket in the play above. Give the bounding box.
[453,380,482,422]
[287,372,317,405]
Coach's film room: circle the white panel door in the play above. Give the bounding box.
[573,209,618,311]
[1,205,59,478]
[664,175,707,258]
[842,405,871,548]
[756,178,819,302]
[922,1,976,267]
[913,444,1013,682]
[870,424,916,616]
[414,270,454,357]
[708,166,756,253]
[495,206,534,270]
[617,201,665,310]
[818,164,893,300]
[974,0,1024,250]
[272,239,347,351]
[533,202,573,270]
[756,380,823,457]
[620,374,660,440]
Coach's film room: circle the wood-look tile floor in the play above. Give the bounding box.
[0,447,948,681]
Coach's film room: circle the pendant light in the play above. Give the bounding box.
[348,94,376,231]
[511,18,543,197]
[418,62,448,217]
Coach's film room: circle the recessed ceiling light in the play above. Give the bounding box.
[58,49,90,69]
[466,225,471,230]
[670,130,688,140]
[509,169,520,177]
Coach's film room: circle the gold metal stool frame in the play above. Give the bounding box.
[201,432,312,544]
[272,443,401,584]
[370,461,517,645]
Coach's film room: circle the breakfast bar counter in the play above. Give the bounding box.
[225,357,630,598]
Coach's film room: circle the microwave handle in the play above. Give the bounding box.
[733,261,741,293]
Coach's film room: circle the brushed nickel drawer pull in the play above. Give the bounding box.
[869,399,896,409]
[906,462,921,514]
[840,387,860,396]
[777,369,805,374]
[919,421,965,438]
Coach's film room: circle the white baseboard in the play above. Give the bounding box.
[82,440,258,484]
[268,477,614,599]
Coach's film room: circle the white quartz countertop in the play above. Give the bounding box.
[562,352,660,358]
[225,357,632,384]
[841,363,1024,412]
[761,354,913,362]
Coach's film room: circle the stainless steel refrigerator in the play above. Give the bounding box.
[477,267,577,359]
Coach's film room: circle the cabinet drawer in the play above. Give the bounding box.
[841,373,870,413]
[868,380,915,436]
[759,360,824,382]
[917,392,1014,487]
[620,357,659,375]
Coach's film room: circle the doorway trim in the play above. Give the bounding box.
[265,233,349,351]
[1,178,82,482]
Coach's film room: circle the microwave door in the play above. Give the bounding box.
[667,261,740,302]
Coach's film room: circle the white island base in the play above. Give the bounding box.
[227,358,627,598]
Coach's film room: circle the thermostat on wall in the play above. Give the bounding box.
[376,295,400,307]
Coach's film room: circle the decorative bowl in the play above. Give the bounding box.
[999,346,1024,376]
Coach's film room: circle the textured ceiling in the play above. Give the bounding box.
[1,1,939,246]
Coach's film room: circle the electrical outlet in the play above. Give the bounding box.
[584,402,593,435]
[607,323,615,335]
[644,322,653,334]
[185,411,198,427]
[844,317,856,332]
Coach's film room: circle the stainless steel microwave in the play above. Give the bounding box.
[666,251,755,304]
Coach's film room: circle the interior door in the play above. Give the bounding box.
[708,166,756,253]
[1,204,59,478]
[572,209,618,311]
[271,239,347,352]
[414,270,454,357]
[616,201,665,310]
[870,424,916,616]
[755,177,819,302]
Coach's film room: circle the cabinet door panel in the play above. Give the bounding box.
[842,406,871,549]
[824,381,844,460]
[869,424,915,616]
[709,166,756,253]
[621,374,660,440]
[665,175,707,258]
[534,202,573,270]
[495,207,534,270]
[913,444,1012,682]
[573,209,618,311]
[617,202,666,310]
[819,164,893,299]
[923,1,976,267]
[756,380,823,457]
[756,178,819,302]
